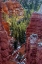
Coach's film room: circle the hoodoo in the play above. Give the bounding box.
[26,5,42,64]
[26,13,42,39]
[0,1,13,64]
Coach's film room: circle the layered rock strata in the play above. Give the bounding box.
[0,2,12,64]
[26,5,42,64]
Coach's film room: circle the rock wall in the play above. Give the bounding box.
[26,37,42,64]
[2,21,10,35]
[26,13,42,39]
[26,13,42,64]
[0,2,13,64]
[2,1,24,16]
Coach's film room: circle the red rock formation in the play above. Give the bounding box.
[26,13,42,39]
[2,2,9,14]
[0,2,13,64]
[2,21,10,35]
[37,40,42,64]
[2,1,24,16]
[26,9,42,64]
[26,34,42,64]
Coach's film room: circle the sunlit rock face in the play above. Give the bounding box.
[0,2,12,64]
[2,1,24,16]
[2,21,10,35]
[26,5,42,64]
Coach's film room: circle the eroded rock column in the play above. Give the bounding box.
[0,1,13,64]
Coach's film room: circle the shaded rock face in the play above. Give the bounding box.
[26,12,42,64]
[26,13,42,39]
[26,35,42,64]
[0,2,12,64]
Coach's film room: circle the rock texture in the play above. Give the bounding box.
[26,36,42,64]
[26,13,42,39]
[2,21,10,35]
[26,7,42,64]
[2,1,24,16]
[0,2,12,64]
